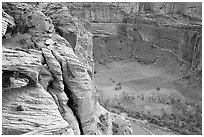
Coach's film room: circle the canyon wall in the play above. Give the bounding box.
[2,2,133,135]
[2,2,201,135]
[68,2,201,80]
[69,2,202,22]
[92,22,201,72]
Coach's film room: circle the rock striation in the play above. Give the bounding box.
[2,84,75,135]
[69,2,201,23]
[2,2,133,135]
[2,10,15,36]
[86,3,201,86]
[67,2,202,73]
[2,2,201,135]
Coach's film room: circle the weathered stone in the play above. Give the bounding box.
[2,10,15,36]
[3,2,36,33]
[2,2,128,135]
[39,65,53,90]
[2,84,74,135]
[92,17,201,72]
[3,2,201,135]
[41,48,64,92]
[112,113,133,135]
[48,34,52,37]
[69,2,201,23]
[25,11,54,33]
[23,126,74,135]
[50,33,97,134]
[42,3,102,134]
[45,38,55,45]
[95,102,113,135]
[2,47,42,85]
[41,47,81,135]
[2,70,14,87]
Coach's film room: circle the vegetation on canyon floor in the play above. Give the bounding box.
[99,90,202,135]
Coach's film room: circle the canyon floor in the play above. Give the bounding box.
[2,2,202,135]
[95,60,202,135]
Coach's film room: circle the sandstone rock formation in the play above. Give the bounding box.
[66,3,201,79]
[2,2,201,135]
[2,2,134,135]
[86,2,201,87]
[3,84,75,135]
[86,2,201,135]
[2,10,15,36]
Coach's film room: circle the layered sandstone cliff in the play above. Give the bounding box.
[78,2,201,87]
[69,2,201,69]
[2,2,202,135]
[2,2,133,135]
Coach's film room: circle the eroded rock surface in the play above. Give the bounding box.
[2,2,201,135]
[2,48,41,85]
[112,113,133,135]
[2,10,15,36]
[2,2,129,135]
[2,3,81,135]
[2,84,74,135]
[67,2,201,74]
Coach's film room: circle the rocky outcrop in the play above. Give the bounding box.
[2,2,201,135]
[2,84,74,135]
[2,2,133,135]
[114,2,202,17]
[68,2,201,23]
[92,22,201,88]
[69,2,125,23]
[68,2,202,73]
[2,10,15,36]
[95,102,133,135]
[41,3,100,134]
[2,47,42,86]
[2,3,81,134]
[112,113,133,135]
[89,3,201,84]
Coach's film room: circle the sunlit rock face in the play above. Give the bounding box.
[2,2,132,135]
[2,83,75,135]
[2,3,80,135]
[2,2,201,135]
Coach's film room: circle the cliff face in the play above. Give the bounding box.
[84,3,201,135]
[69,2,202,22]
[69,2,125,23]
[80,2,201,86]
[2,2,134,135]
[2,2,202,135]
[69,2,201,72]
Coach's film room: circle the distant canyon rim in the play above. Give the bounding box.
[2,2,202,135]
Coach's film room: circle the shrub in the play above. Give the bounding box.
[114,86,122,90]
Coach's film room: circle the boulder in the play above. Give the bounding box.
[112,113,133,135]
[44,38,55,45]
[25,11,54,33]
